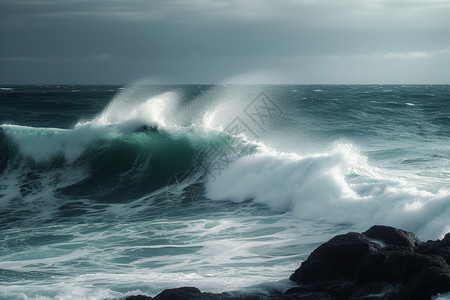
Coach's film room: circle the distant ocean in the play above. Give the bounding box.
[1,85,449,299]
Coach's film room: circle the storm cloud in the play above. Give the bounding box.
[1,0,449,83]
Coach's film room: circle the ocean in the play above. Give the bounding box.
[0,84,449,299]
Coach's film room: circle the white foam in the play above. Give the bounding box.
[206,143,450,240]
[0,214,318,300]
[0,162,89,222]
[434,292,450,300]
[0,285,123,300]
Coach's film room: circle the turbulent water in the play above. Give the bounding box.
[0,84,449,299]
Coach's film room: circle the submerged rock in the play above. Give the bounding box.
[122,225,450,300]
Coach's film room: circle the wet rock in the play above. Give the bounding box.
[290,232,372,284]
[291,225,450,299]
[153,287,202,300]
[363,225,421,250]
[416,233,450,265]
[125,296,152,300]
[151,287,263,300]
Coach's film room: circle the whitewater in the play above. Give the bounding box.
[0,84,449,299]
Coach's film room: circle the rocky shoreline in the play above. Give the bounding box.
[118,225,450,300]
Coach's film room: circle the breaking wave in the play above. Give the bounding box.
[1,85,449,240]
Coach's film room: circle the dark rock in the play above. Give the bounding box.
[291,225,450,300]
[290,232,371,284]
[150,287,265,300]
[443,232,450,245]
[153,287,201,300]
[286,282,354,300]
[349,281,398,300]
[125,296,153,300]
[282,288,337,299]
[355,251,386,285]
[399,254,450,299]
[363,225,421,249]
[417,235,450,265]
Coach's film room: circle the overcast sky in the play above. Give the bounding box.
[1,0,449,84]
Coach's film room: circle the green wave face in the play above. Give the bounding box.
[0,123,251,203]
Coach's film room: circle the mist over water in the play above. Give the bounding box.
[0,84,449,299]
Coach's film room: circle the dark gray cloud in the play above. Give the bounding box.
[0,0,449,83]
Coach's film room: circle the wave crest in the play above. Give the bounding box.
[206,143,450,239]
